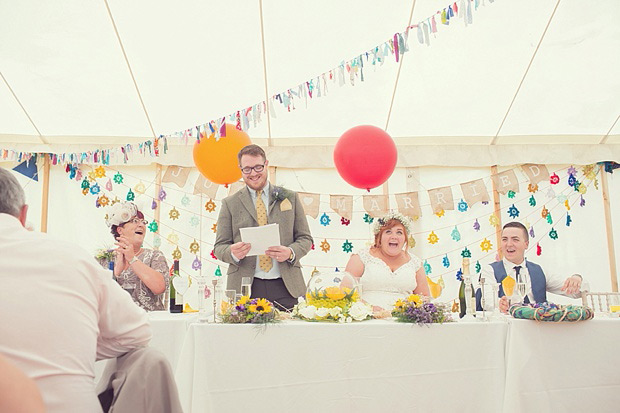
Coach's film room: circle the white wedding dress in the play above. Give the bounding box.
[357,247,423,310]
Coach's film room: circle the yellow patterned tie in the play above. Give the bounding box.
[256,190,273,272]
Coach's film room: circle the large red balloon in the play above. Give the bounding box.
[333,125,397,190]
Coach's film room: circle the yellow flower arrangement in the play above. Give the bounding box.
[220,296,277,324]
[293,286,371,323]
[248,298,272,314]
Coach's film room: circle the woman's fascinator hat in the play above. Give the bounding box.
[372,211,413,235]
[105,202,138,227]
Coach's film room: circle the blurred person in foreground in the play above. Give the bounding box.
[0,167,181,413]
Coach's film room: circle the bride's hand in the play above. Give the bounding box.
[372,306,391,319]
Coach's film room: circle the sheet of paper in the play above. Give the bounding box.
[239,223,281,256]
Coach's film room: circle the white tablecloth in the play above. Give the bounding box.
[503,318,620,413]
[175,320,508,413]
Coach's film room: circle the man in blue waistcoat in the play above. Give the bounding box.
[477,221,588,313]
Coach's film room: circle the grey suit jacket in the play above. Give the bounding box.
[214,186,314,298]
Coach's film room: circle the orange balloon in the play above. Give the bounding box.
[192,124,252,186]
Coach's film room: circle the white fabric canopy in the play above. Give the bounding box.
[1,0,619,166]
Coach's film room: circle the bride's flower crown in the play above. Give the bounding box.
[105,202,138,227]
[372,212,413,235]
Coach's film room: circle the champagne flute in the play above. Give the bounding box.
[241,277,252,298]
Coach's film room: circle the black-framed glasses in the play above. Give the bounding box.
[240,164,265,174]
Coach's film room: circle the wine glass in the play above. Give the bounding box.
[223,289,236,313]
[241,277,252,298]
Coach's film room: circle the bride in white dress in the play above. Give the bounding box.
[345,213,429,314]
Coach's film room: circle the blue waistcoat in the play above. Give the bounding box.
[490,260,547,303]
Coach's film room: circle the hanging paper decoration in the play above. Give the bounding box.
[95,197,101,208]
[529,226,535,239]
[334,268,340,273]
[204,286,211,299]
[90,183,100,195]
[489,214,499,227]
[81,188,88,195]
[211,223,217,233]
[568,174,576,187]
[541,206,549,218]
[427,231,439,244]
[473,219,480,232]
[408,235,416,248]
[435,209,445,217]
[98,195,109,207]
[536,243,542,256]
[423,260,432,275]
[204,199,216,212]
[169,207,180,220]
[341,217,350,226]
[450,226,461,242]
[442,254,450,268]
[111,196,120,205]
[578,183,587,194]
[529,195,536,207]
[507,204,519,218]
[320,213,331,226]
[527,183,538,193]
[480,238,493,252]
[187,216,198,227]
[363,213,374,224]
[566,214,572,226]
[126,189,135,201]
[153,236,161,249]
[151,200,158,210]
[87,171,97,182]
[189,240,200,254]
[549,173,559,185]
[148,220,159,232]
[181,195,191,207]
[172,247,182,260]
[158,189,167,201]
[507,190,515,199]
[81,179,90,190]
[475,260,481,273]
[556,194,567,204]
[75,169,83,181]
[105,178,113,191]
[455,268,463,281]
[134,182,146,195]
[320,239,330,253]
[167,233,179,245]
[546,212,553,225]
[113,172,123,184]
[580,195,586,207]
[461,247,471,258]
[564,199,570,210]
[210,249,217,259]
[567,166,577,176]
[192,256,202,270]
[93,166,106,178]
[342,240,353,253]
[457,199,468,212]
[546,187,556,199]
[215,266,222,276]
[549,228,558,240]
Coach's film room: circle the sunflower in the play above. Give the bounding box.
[406,294,423,307]
[248,298,272,314]
[236,296,250,306]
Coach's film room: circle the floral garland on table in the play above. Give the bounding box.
[509,302,594,322]
[372,211,413,235]
[220,296,278,324]
[293,287,373,323]
[391,294,453,325]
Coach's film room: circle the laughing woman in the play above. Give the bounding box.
[345,212,429,315]
[107,202,169,311]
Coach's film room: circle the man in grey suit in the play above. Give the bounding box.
[214,144,313,310]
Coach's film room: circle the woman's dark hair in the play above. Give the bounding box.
[111,210,145,239]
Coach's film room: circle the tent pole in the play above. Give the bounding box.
[490,165,503,260]
[383,182,390,211]
[258,0,272,146]
[599,165,618,291]
[154,164,163,247]
[40,154,51,232]
[269,166,276,186]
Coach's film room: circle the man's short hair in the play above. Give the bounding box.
[237,144,266,164]
[502,221,528,242]
[0,167,26,218]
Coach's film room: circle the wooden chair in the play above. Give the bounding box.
[581,292,620,312]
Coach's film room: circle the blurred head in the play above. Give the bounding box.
[501,221,529,264]
[374,219,409,256]
[106,202,146,244]
[0,167,28,226]
[238,144,268,191]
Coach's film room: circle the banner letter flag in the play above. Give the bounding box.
[460,178,490,206]
[299,192,321,219]
[428,186,455,213]
[330,195,354,220]
[362,195,389,218]
[162,166,191,188]
[395,192,422,218]
[193,175,220,199]
[521,164,550,185]
[12,160,38,181]
[491,170,519,194]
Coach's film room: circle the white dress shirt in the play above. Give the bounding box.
[476,257,589,311]
[0,213,152,413]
